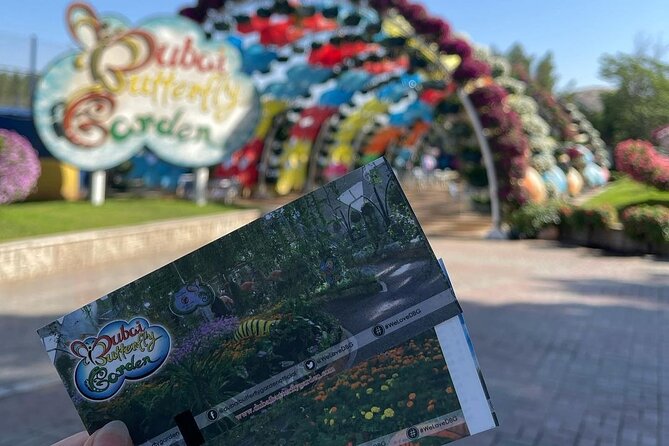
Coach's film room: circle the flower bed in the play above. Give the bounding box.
[556,204,668,255]
[615,140,669,191]
[507,200,564,239]
[621,205,669,247]
[509,200,668,255]
[226,331,463,445]
[561,205,617,231]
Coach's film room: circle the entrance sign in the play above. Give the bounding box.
[33,3,259,171]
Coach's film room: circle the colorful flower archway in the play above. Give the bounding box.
[177,0,546,226]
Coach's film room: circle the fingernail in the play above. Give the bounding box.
[87,421,132,446]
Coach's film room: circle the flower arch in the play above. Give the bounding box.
[179,0,533,221]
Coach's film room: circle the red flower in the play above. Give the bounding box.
[469,85,508,108]
[439,37,472,59]
[453,57,491,82]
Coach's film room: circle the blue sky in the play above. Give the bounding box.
[1,0,667,90]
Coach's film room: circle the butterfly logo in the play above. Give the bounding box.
[69,335,111,365]
[67,2,155,92]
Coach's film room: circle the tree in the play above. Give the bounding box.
[535,51,558,93]
[0,71,31,108]
[507,43,533,79]
[598,53,669,144]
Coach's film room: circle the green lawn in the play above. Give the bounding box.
[583,176,669,211]
[0,198,243,242]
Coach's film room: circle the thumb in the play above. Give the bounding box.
[84,421,133,446]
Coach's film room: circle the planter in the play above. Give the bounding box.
[537,225,559,241]
[559,225,589,246]
[559,225,669,256]
[0,209,261,282]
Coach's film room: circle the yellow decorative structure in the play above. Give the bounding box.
[327,99,388,168]
[382,13,460,79]
[276,139,311,195]
[256,100,288,139]
[29,159,80,201]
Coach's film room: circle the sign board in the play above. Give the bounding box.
[33,3,259,171]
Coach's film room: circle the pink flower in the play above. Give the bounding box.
[615,139,669,190]
[0,129,41,204]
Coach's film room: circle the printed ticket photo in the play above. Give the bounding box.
[38,158,496,445]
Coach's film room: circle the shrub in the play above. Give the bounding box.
[508,200,564,238]
[615,139,669,191]
[621,205,669,245]
[565,205,617,230]
[0,129,41,204]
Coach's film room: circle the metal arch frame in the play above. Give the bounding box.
[372,10,506,238]
[457,89,505,239]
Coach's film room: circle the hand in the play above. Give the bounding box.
[53,421,133,446]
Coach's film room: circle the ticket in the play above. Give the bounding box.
[38,158,496,445]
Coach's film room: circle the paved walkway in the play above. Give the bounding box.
[0,238,667,445]
[238,186,494,238]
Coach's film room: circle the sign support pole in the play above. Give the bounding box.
[194,167,209,206]
[91,170,106,206]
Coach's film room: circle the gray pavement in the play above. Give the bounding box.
[1,238,667,445]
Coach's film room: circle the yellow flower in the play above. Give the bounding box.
[365,412,374,420]
[366,388,374,395]
[381,385,389,391]
[384,408,395,418]
[329,419,335,426]
[371,406,381,413]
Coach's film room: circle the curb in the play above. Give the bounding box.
[0,209,261,283]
